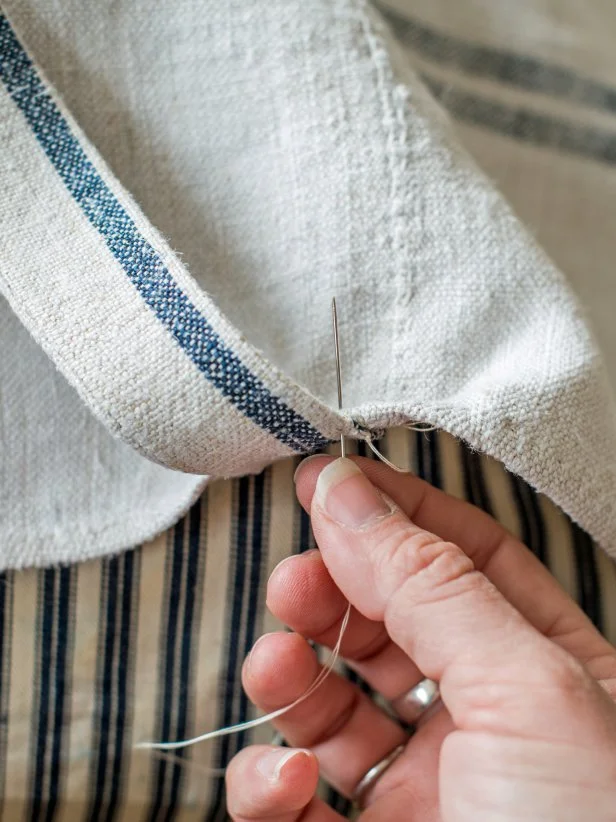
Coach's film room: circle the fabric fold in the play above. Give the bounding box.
[1,0,616,565]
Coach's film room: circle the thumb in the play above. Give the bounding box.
[295,457,615,746]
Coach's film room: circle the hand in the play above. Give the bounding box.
[225,456,616,821]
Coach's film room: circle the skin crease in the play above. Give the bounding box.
[225,456,616,822]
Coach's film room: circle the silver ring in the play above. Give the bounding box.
[391,678,440,725]
[352,743,405,809]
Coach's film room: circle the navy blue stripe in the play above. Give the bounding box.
[508,475,547,565]
[89,551,135,822]
[221,477,250,751]
[0,15,327,454]
[298,505,314,554]
[377,3,616,116]
[106,551,134,822]
[345,667,372,697]
[90,557,120,820]
[149,520,186,822]
[206,473,267,821]
[416,430,442,489]
[415,431,428,482]
[29,569,55,820]
[206,479,250,822]
[237,472,266,749]
[0,573,12,814]
[571,522,603,631]
[45,567,72,822]
[294,456,316,557]
[460,446,494,516]
[423,75,616,166]
[326,659,371,812]
[164,503,202,822]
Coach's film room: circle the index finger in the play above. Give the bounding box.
[294,457,616,744]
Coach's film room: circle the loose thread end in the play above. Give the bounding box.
[132,604,352,757]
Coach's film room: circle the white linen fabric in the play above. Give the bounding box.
[1,0,616,567]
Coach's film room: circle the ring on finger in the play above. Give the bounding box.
[352,743,406,810]
[391,678,440,725]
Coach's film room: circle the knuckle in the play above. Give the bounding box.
[375,523,478,631]
[416,541,477,595]
[375,521,475,597]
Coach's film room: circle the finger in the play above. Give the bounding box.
[226,744,337,822]
[242,631,407,797]
[298,458,616,745]
[268,549,421,699]
[360,704,452,816]
[295,455,616,682]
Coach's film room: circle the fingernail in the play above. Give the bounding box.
[256,748,311,782]
[271,548,319,577]
[314,458,393,529]
[294,454,328,484]
[245,633,270,677]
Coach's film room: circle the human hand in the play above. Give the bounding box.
[226,456,616,821]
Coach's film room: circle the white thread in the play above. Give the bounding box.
[135,417,434,755]
[152,749,226,778]
[404,422,437,433]
[353,419,437,471]
[361,436,413,473]
[135,602,351,753]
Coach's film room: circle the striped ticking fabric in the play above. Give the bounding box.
[0,428,615,821]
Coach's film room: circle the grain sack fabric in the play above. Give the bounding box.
[1,0,616,568]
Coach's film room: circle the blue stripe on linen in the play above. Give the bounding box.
[0,14,328,454]
[377,3,616,116]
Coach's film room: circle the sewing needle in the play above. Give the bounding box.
[332,297,347,458]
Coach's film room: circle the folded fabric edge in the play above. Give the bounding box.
[348,398,616,560]
[0,476,210,571]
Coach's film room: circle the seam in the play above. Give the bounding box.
[356,2,412,401]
